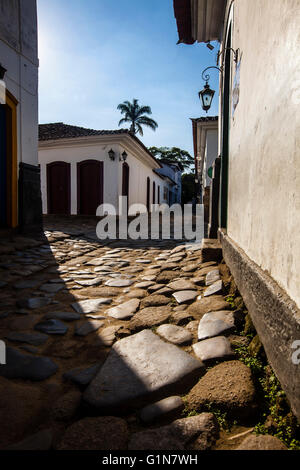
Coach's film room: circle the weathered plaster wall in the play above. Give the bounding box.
[227,0,300,308]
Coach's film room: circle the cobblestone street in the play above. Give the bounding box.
[0,217,288,450]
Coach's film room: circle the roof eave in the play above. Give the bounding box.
[174,0,226,44]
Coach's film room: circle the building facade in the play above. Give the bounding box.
[156,160,183,205]
[0,0,42,230]
[39,123,175,216]
[174,0,300,420]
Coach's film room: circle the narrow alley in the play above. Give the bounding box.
[0,217,292,450]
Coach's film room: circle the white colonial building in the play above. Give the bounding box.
[0,0,41,230]
[39,123,175,216]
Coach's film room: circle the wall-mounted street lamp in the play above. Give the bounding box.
[199,48,239,112]
[108,148,115,161]
[0,64,7,80]
[121,151,128,162]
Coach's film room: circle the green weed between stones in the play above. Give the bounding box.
[181,398,235,431]
[235,344,300,449]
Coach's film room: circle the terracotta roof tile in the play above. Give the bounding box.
[39,122,129,141]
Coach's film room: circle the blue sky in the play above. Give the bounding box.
[37,0,219,157]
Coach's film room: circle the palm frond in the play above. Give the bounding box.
[118,117,130,126]
[136,116,158,131]
[135,122,144,136]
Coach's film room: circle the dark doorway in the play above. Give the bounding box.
[77,160,103,215]
[47,161,71,214]
[146,177,150,212]
[0,105,7,227]
[122,162,129,213]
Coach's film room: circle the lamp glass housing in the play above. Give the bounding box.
[199,84,215,112]
[108,149,115,161]
[122,151,128,161]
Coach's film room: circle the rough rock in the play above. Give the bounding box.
[172,290,198,304]
[129,306,172,332]
[40,283,64,294]
[17,297,50,310]
[128,413,219,450]
[203,280,223,297]
[51,390,82,421]
[156,324,193,345]
[75,320,104,336]
[193,336,234,363]
[198,311,236,340]
[205,269,221,286]
[139,396,184,424]
[156,271,178,284]
[105,279,134,287]
[236,434,288,450]
[57,416,129,450]
[35,319,69,335]
[84,330,205,411]
[75,278,102,287]
[187,296,230,319]
[107,299,140,320]
[6,332,49,346]
[171,311,194,327]
[63,364,101,386]
[186,361,256,418]
[140,295,170,308]
[168,280,196,291]
[0,347,58,381]
[95,325,122,346]
[79,286,120,298]
[71,298,112,314]
[125,289,147,299]
[42,311,81,322]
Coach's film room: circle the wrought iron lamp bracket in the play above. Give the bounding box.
[201,66,223,84]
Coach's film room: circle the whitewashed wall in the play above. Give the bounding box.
[225,0,300,308]
[39,138,168,215]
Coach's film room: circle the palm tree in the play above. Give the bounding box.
[117,99,158,136]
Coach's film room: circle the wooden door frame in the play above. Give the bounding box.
[47,161,71,214]
[77,159,103,215]
[2,90,18,228]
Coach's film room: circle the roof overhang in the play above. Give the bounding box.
[39,133,162,170]
[174,0,226,44]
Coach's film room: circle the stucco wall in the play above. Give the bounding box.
[39,140,167,215]
[0,0,38,168]
[226,0,300,308]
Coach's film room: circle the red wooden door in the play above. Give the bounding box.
[146,177,150,212]
[122,162,129,213]
[47,161,70,214]
[77,160,103,215]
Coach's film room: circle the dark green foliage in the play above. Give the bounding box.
[117,99,158,136]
